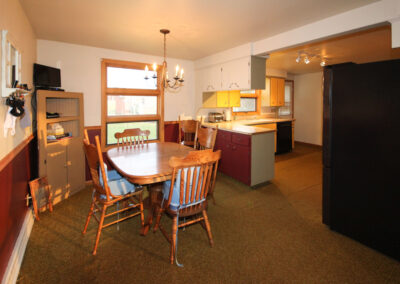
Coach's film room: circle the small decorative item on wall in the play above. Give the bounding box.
[1,30,30,98]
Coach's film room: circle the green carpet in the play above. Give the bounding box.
[17,144,400,283]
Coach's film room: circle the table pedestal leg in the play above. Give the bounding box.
[140,183,163,236]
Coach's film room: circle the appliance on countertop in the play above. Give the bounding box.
[223,109,232,121]
[208,112,224,123]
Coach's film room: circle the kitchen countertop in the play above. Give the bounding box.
[203,118,295,135]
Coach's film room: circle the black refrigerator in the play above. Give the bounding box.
[323,59,400,261]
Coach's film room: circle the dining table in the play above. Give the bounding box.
[106,142,194,235]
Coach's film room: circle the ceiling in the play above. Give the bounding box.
[267,25,400,74]
[19,0,378,60]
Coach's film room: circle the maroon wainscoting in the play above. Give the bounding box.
[0,136,36,279]
[164,122,179,143]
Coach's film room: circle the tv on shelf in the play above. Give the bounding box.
[33,63,61,88]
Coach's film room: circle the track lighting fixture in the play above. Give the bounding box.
[295,51,328,67]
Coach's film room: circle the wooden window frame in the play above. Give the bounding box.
[232,90,261,116]
[285,79,295,118]
[101,58,164,150]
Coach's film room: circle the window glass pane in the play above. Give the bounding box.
[107,67,157,89]
[106,121,158,145]
[233,98,257,112]
[107,95,157,116]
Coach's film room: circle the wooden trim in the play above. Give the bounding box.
[106,115,160,123]
[0,134,34,172]
[285,79,295,118]
[106,89,159,96]
[164,121,179,125]
[294,141,322,149]
[84,126,101,131]
[2,210,34,284]
[102,58,154,70]
[101,59,107,150]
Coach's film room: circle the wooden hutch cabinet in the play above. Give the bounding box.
[37,90,85,205]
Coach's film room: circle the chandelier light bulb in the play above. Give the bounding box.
[304,57,310,64]
[320,61,326,67]
[296,56,301,63]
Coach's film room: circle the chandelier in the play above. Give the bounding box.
[144,29,184,90]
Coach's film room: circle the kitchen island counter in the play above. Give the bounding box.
[203,118,295,135]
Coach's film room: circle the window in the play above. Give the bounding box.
[233,98,257,112]
[278,80,294,117]
[232,90,261,115]
[101,59,164,148]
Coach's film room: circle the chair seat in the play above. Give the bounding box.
[107,169,122,181]
[100,178,138,199]
[99,163,123,185]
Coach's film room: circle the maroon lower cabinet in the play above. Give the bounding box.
[231,143,251,185]
[215,130,251,186]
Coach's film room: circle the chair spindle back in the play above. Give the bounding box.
[178,120,198,147]
[165,150,221,210]
[83,136,111,200]
[194,126,218,150]
[114,128,150,148]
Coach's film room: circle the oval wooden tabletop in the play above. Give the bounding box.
[106,142,194,185]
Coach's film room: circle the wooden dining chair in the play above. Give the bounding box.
[153,149,221,266]
[194,126,218,203]
[178,119,198,147]
[194,126,218,150]
[83,128,122,182]
[82,135,144,255]
[114,128,150,148]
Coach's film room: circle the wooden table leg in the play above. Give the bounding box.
[140,183,163,236]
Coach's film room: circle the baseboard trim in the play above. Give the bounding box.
[294,141,322,149]
[2,210,34,284]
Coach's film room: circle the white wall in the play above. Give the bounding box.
[293,72,323,145]
[0,0,36,160]
[37,40,195,126]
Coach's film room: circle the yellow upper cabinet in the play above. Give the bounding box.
[261,77,285,107]
[216,91,230,107]
[229,90,241,107]
[202,90,241,108]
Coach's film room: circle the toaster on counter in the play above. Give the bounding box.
[208,112,224,123]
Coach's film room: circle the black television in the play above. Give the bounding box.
[33,63,61,88]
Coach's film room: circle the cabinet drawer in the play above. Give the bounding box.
[218,130,232,142]
[232,133,250,146]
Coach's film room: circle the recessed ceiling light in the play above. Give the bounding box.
[320,61,326,67]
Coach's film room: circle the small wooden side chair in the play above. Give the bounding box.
[194,126,218,203]
[194,126,218,150]
[153,149,221,266]
[82,136,144,255]
[178,119,198,147]
[29,176,53,221]
[114,128,150,148]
